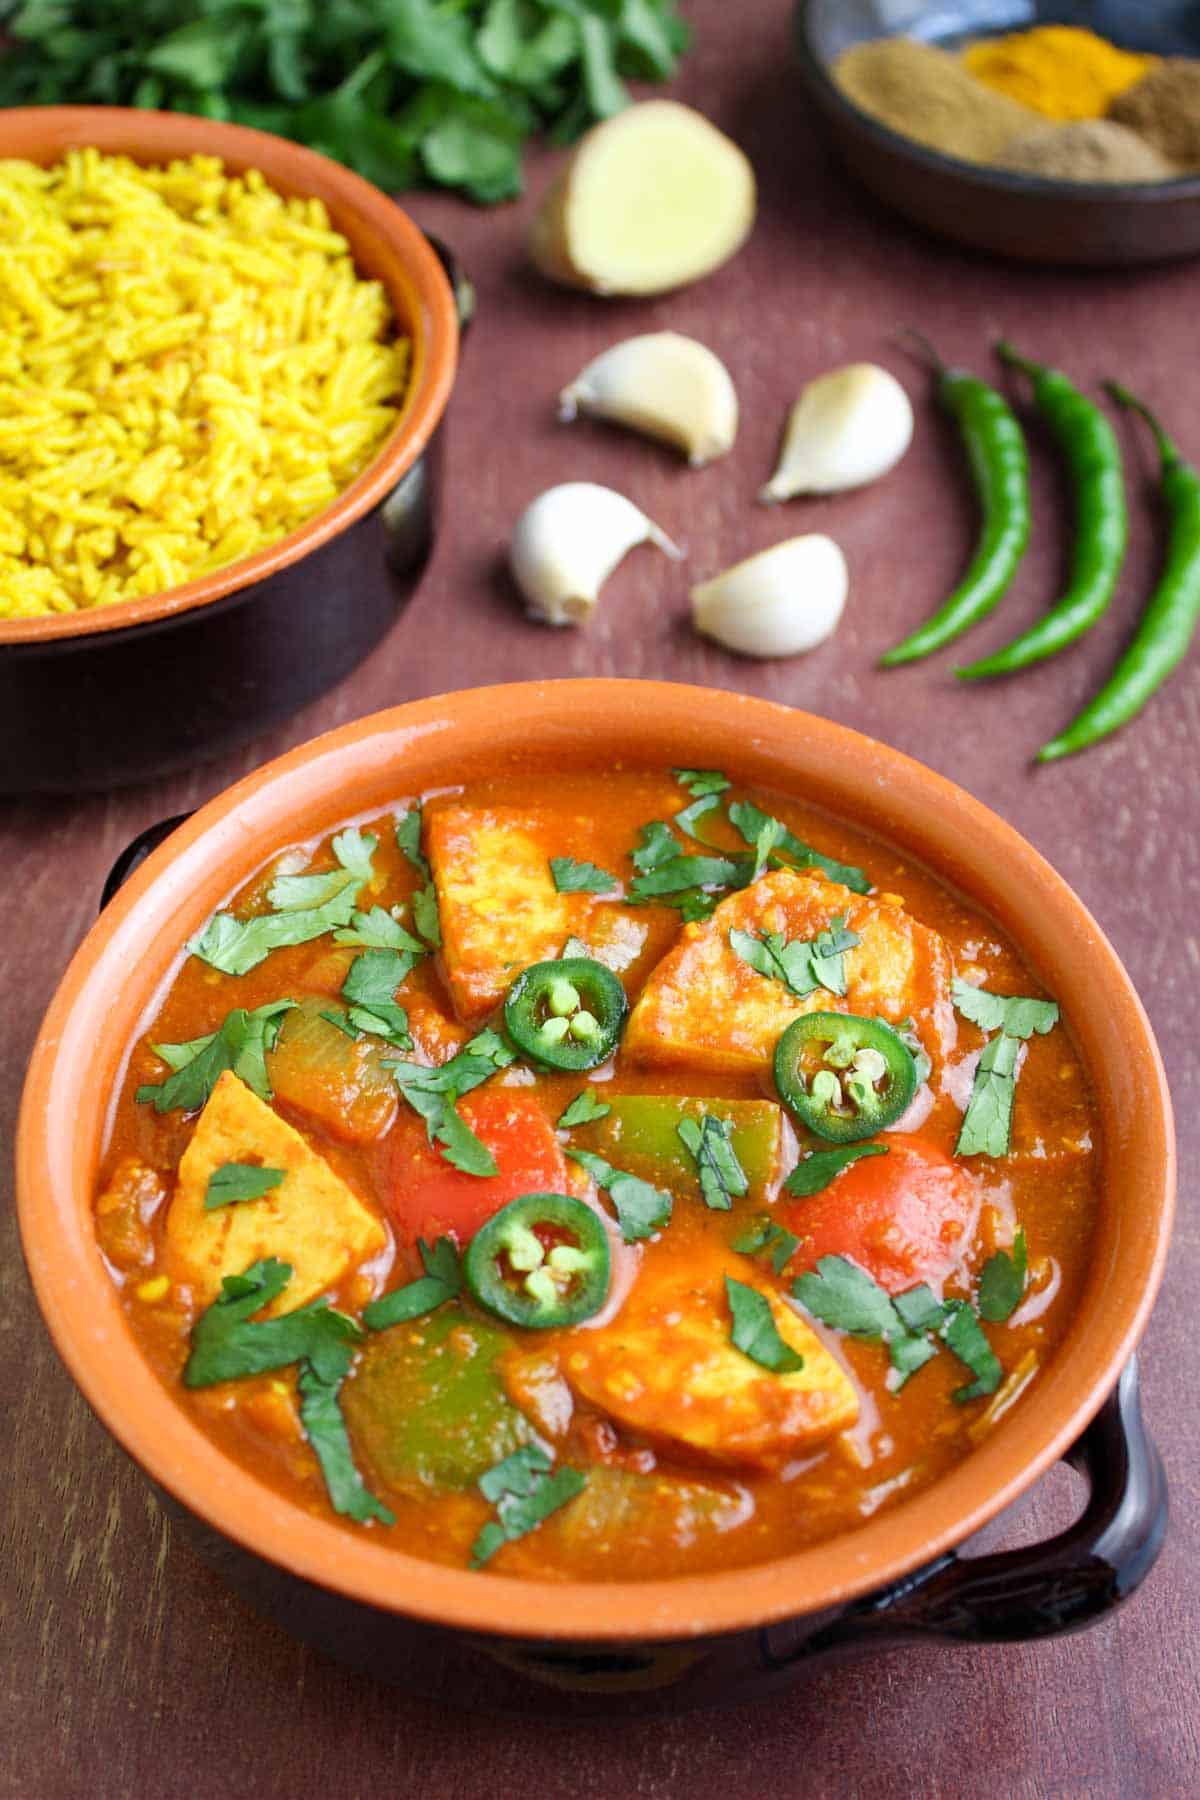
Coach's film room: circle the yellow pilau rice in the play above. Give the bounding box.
[0,149,410,617]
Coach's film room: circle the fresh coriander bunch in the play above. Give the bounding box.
[0,0,691,202]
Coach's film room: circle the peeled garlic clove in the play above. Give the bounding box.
[691,535,847,658]
[511,482,683,627]
[559,333,738,467]
[760,363,913,502]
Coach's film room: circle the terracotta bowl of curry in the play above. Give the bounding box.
[17,681,1173,1709]
[0,107,461,794]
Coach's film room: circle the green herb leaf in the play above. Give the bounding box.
[940,1301,1003,1401]
[191,863,362,975]
[567,1148,672,1241]
[329,826,378,885]
[341,949,413,1048]
[785,1143,888,1198]
[727,800,871,895]
[183,1259,363,1388]
[673,768,731,798]
[952,981,1059,1041]
[728,914,860,999]
[724,1277,804,1373]
[550,855,618,894]
[395,807,430,879]
[411,881,441,947]
[630,820,680,874]
[137,1000,296,1112]
[470,1443,587,1568]
[892,1284,948,1334]
[203,1162,285,1210]
[977,1228,1028,1323]
[677,1114,748,1212]
[955,1031,1022,1158]
[557,1089,612,1129]
[792,1254,900,1341]
[319,1007,360,1040]
[673,794,725,844]
[730,1216,800,1275]
[334,906,425,952]
[362,1236,462,1330]
[298,1357,395,1527]
[387,1030,515,1177]
[628,853,745,903]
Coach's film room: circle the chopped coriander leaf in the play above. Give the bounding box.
[363,1236,462,1330]
[892,1283,948,1334]
[955,1031,1022,1158]
[411,882,441,948]
[137,1000,296,1112]
[298,1357,395,1527]
[628,853,745,903]
[469,1444,587,1569]
[749,815,786,880]
[340,949,413,1048]
[190,880,360,975]
[203,1162,285,1210]
[726,799,870,896]
[792,1254,899,1341]
[728,914,859,999]
[725,1277,804,1373]
[329,826,378,886]
[792,1255,946,1391]
[731,1216,801,1275]
[395,807,430,879]
[267,866,356,913]
[630,820,682,875]
[952,981,1060,1041]
[677,1114,747,1211]
[557,1089,612,1129]
[386,1031,515,1177]
[183,1258,363,1388]
[940,1301,1003,1402]
[673,768,731,798]
[334,906,425,953]
[673,794,723,842]
[549,855,619,895]
[785,1142,888,1198]
[567,1148,672,1241]
[978,1229,1028,1323]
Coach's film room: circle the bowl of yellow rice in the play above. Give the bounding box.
[0,107,461,792]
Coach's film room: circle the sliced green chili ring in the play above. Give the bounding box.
[774,1013,916,1143]
[504,958,627,1071]
[464,1193,610,1330]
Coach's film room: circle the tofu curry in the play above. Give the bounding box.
[95,766,1098,1579]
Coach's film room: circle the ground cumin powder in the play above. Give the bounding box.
[833,37,1036,163]
[1000,119,1177,182]
[1109,60,1200,169]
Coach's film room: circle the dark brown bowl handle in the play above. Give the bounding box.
[100,813,194,912]
[424,234,475,336]
[789,1358,1166,1660]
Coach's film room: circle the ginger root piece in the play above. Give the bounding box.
[529,101,756,297]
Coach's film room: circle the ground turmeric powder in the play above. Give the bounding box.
[962,25,1155,121]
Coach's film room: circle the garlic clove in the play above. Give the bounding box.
[559,332,738,466]
[511,482,683,627]
[691,535,847,658]
[760,363,914,502]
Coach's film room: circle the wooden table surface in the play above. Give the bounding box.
[3,7,1198,1795]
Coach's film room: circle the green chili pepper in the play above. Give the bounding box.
[464,1193,610,1329]
[1040,384,1200,761]
[881,336,1030,667]
[774,1013,916,1143]
[504,957,627,1071]
[956,343,1127,679]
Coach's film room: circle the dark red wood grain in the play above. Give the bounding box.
[2,6,1198,1793]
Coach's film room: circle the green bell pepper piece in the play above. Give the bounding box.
[572,1095,787,1204]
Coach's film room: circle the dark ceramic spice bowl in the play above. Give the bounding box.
[0,108,461,794]
[794,0,1200,265]
[17,683,1174,1711]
